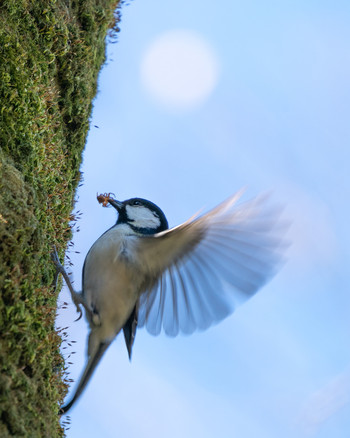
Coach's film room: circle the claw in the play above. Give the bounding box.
[51,245,61,269]
[51,246,63,291]
[74,311,83,322]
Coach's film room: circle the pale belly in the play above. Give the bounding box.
[82,226,143,341]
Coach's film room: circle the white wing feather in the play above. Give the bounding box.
[136,191,287,336]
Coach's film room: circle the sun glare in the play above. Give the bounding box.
[140,30,220,111]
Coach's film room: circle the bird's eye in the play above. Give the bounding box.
[133,200,140,206]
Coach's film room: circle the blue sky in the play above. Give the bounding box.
[56,1,350,437]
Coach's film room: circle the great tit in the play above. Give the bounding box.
[53,190,286,414]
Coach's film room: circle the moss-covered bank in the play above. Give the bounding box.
[0,1,120,435]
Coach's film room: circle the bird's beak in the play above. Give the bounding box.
[108,198,123,211]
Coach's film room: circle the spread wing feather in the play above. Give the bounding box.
[136,191,286,336]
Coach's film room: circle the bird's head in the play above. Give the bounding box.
[109,197,169,234]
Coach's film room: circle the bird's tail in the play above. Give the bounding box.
[60,341,110,414]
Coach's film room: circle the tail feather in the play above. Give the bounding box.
[60,341,110,415]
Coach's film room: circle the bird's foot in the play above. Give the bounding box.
[51,245,83,321]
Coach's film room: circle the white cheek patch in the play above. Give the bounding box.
[125,205,161,229]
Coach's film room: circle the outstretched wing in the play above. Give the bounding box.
[136,191,287,336]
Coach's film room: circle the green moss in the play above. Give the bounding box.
[0,0,121,436]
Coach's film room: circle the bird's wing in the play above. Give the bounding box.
[136,190,287,337]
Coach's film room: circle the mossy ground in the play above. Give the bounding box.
[0,1,120,436]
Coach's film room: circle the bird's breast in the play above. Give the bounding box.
[82,225,145,334]
[84,225,140,285]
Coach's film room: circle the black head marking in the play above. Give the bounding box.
[116,197,168,234]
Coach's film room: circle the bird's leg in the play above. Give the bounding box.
[51,245,83,321]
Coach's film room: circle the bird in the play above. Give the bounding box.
[52,190,286,414]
